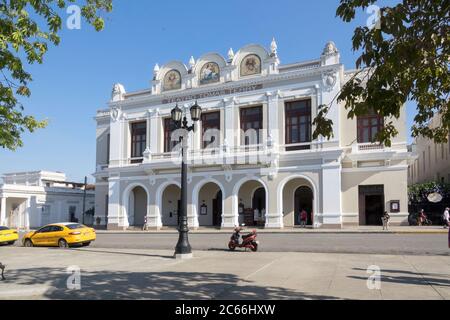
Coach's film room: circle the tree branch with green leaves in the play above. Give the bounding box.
[313,0,449,146]
[0,0,112,150]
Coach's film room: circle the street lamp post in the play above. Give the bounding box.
[171,102,202,259]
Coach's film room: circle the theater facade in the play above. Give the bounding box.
[94,40,413,230]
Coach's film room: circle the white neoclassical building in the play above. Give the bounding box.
[94,40,413,230]
[0,171,95,229]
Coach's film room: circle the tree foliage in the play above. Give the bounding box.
[314,0,449,146]
[408,181,450,203]
[0,0,112,150]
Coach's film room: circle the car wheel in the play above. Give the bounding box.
[82,242,91,247]
[58,239,69,249]
[24,239,34,247]
[8,241,15,245]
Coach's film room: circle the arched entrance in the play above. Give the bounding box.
[237,180,267,227]
[252,188,266,214]
[128,186,148,227]
[161,184,181,227]
[294,186,314,226]
[213,190,223,227]
[281,177,315,228]
[197,182,223,227]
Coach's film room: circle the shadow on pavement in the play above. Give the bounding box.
[349,268,450,287]
[69,248,174,259]
[4,267,343,300]
[207,248,237,252]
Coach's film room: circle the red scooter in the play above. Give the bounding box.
[228,227,259,252]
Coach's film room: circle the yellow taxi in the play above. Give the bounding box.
[22,223,96,248]
[0,226,19,245]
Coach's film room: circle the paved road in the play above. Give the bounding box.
[12,232,449,255]
[80,233,449,255]
[1,247,449,300]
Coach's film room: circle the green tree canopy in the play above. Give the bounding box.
[314,0,449,146]
[0,0,112,150]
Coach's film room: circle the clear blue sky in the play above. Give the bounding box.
[0,0,414,182]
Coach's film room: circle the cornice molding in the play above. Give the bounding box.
[106,64,342,111]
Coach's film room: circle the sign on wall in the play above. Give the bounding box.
[162,84,263,104]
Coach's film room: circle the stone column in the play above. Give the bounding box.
[149,109,160,154]
[223,97,236,155]
[265,180,283,228]
[120,117,128,165]
[109,108,124,167]
[143,110,152,162]
[107,175,122,230]
[321,162,342,228]
[147,186,162,230]
[25,198,31,230]
[266,91,280,148]
[187,177,199,229]
[0,197,6,226]
[222,193,238,228]
[29,196,37,229]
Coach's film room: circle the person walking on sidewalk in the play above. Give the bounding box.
[442,207,449,229]
[418,209,427,226]
[382,211,390,231]
[142,216,148,231]
[300,209,308,228]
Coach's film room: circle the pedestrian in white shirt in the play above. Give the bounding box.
[443,207,449,229]
[142,215,148,231]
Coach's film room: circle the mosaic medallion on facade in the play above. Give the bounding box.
[200,62,220,85]
[240,54,261,77]
[163,70,182,91]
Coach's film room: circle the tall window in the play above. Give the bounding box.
[164,118,179,152]
[357,111,384,143]
[240,106,262,145]
[201,112,220,149]
[285,99,312,151]
[131,122,146,163]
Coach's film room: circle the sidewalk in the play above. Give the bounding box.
[95,226,449,235]
[0,247,448,300]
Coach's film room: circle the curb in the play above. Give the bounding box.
[94,230,449,235]
[0,285,51,299]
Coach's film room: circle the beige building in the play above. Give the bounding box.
[408,114,450,185]
[94,40,414,229]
